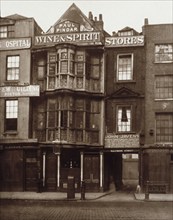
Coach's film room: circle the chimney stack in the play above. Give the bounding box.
[144,18,149,25]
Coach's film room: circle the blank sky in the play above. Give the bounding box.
[1,0,173,34]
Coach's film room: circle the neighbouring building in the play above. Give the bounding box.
[142,21,173,192]
[0,14,42,191]
[0,4,172,193]
[104,27,145,191]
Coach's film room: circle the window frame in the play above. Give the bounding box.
[155,44,173,63]
[155,75,173,100]
[117,53,133,81]
[155,114,173,143]
[0,25,14,38]
[5,99,18,132]
[116,105,132,133]
[6,55,20,81]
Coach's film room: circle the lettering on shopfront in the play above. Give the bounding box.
[105,36,144,47]
[0,38,31,50]
[105,134,140,148]
[56,21,79,33]
[0,85,40,97]
[35,32,101,45]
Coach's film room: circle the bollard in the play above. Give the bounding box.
[145,181,149,200]
[37,178,42,193]
[81,180,85,200]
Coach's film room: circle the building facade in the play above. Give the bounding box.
[142,22,173,192]
[0,4,172,193]
[31,4,105,192]
[104,27,145,191]
[0,14,42,191]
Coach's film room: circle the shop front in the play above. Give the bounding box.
[104,134,140,191]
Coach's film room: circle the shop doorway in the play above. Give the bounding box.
[122,154,139,191]
[45,151,57,191]
[104,153,123,191]
[0,150,24,191]
[83,154,100,191]
[60,149,80,192]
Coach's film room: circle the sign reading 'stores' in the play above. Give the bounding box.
[105,35,144,47]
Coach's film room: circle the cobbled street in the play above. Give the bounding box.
[0,201,172,220]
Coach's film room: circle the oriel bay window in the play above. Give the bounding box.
[46,48,102,92]
[117,54,133,81]
[117,106,131,132]
[5,100,18,131]
[46,97,100,144]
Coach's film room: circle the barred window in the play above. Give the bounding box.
[7,56,20,80]
[117,54,133,81]
[156,114,173,143]
[117,106,131,132]
[155,44,173,63]
[5,100,18,131]
[155,75,173,99]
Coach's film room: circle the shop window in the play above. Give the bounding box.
[117,54,133,81]
[155,75,173,99]
[156,114,173,143]
[6,55,20,80]
[117,106,131,132]
[0,25,14,38]
[5,100,18,131]
[155,44,173,63]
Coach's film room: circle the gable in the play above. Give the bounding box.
[47,3,95,33]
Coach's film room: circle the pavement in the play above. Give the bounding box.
[0,190,173,202]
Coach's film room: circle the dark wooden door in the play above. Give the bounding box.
[46,152,57,191]
[0,150,23,191]
[25,150,38,191]
[83,154,100,191]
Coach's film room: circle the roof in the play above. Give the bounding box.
[4,14,28,20]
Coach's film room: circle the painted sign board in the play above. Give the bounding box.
[35,32,102,46]
[105,134,140,148]
[105,35,144,47]
[0,38,31,50]
[0,85,40,97]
